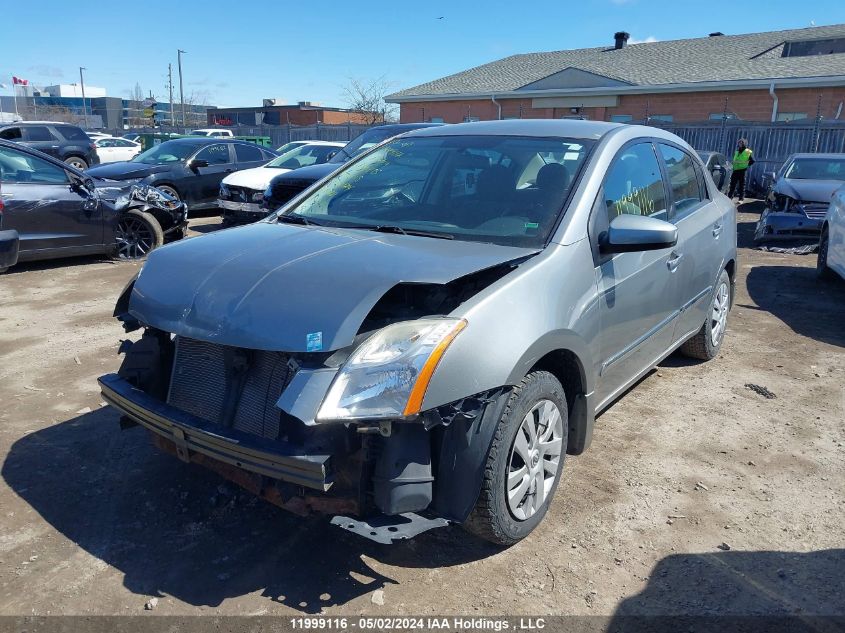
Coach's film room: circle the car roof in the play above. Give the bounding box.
[0,121,80,127]
[297,141,345,147]
[403,118,620,140]
[163,137,246,145]
[787,153,845,159]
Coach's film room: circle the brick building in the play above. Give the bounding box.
[388,24,845,125]
[208,101,379,126]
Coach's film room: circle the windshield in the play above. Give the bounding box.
[784,158,845,180]
[189,131,209,136]
[281,135,594,248]
[131,141,205,164]
[265,144,339,169]
[329,128,399,164]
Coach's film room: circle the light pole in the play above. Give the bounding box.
[79,67,88,128]
[177,49,186,129]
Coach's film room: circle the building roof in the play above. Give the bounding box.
[388,24,845,101]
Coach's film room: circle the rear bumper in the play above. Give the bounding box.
[0,229,19,271]
[98,373,332,490]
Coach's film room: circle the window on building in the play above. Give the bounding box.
[782,37,845,58]
[603,143,667,221]
[610,114,633,123]
[648,115,674,122]
[429,117,445,123]
[709,113,739,121]
[776,112,808,122]
[463,116,480,123]
[658,144,704,215]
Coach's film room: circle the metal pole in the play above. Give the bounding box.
[11,77,18,116]
[168,63,174,128]
[177,49,186,130]
[79,67,88,128]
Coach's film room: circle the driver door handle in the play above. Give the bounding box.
[713,223,723,238]
[667,251,683,272]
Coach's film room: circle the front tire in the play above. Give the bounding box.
[464,371,567,546]
[817,227,835,280]
[679,268,731,360]
[65,156,88,171]
[114,209,164,260]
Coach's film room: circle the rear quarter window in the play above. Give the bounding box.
[55,126,90,141]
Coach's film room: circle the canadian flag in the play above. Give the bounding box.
[12,76,28,86]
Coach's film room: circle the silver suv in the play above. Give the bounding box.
[100,120,736,545]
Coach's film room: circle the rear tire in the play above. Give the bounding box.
[114,209,164,260]
[817,227,835,280]
[65,156,88,171]
[680,269,731,361]
[463,371,567,546]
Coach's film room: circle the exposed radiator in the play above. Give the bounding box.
[167,337,295,440]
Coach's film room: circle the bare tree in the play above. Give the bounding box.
[181,90,212,128]
[125,83,147,127]
[342,76,398,124]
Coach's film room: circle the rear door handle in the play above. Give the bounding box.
[713,223,723,237]
[667,251,683,272]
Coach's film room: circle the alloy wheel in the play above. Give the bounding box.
[506,399,564,521]
[66,157,87,170]
[710,281,730,346]
[115,216,155,259]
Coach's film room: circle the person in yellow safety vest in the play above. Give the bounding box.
[728,138,755,202]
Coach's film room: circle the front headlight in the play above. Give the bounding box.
[252,191,265,202]
[219,184,230,199]
[317,318,467,421]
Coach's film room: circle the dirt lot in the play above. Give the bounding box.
[0,205,843,618]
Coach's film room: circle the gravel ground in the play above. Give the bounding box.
[0,205,843,618]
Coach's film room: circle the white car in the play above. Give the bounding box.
[218,141,344,224]
[94,137,142,163]
[818,183,845,281]
[189,129,233,138]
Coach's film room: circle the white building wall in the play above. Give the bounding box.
[44,84,107,98]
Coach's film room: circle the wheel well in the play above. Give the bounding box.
[725,258,736,282]
[530,349,591,454]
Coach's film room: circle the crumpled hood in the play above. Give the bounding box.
[222,166,285,190]
[130,222,536,352]
[85,161,171,181]
[775,178,843,204]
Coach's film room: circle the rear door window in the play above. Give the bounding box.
[23,126,58,142]
[603,142,667,221]
[194,143,232,165]
[658,144,704,215]
[56,126,89,141]
[0,127,22,140]
[234,143,264,163]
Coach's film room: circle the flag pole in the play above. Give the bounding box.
[12,77,18,116]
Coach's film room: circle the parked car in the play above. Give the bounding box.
[263,123,443,211]
[274,140,316,155]
[189,129,234,138]
[755,153,845,244]
[0,122,98,171]
[818,182,845,281]
[696,150,732,193]
[94,137,142,163]
[84,138,277,211]
[122,132,142,143]
[99,120,736,545]
[219,141,345,225]
[0,139,187,268]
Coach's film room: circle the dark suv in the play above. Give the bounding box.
[0,122,99,171]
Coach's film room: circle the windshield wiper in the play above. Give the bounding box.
[370,224,454,240]
[277,213,321,226]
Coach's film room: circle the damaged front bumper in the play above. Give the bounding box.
[754,204,827,243]
[99,373,333,490]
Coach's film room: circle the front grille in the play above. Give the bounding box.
[802,207,828,220]
[269,182,310,207]
[167,337,295,440]
[224,186,259,203]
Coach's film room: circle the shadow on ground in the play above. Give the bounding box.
[608,549,845,632]
[2,408,499,612]
[745,265,845,348]
[4,254,115,275]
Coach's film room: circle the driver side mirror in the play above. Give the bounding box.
[190,158,209,170]
[600,214,678,254]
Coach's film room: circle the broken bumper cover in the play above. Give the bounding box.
[219,199,267,222]
[754,208,824,242]
[98,373,332,491]
[0,229,19,271]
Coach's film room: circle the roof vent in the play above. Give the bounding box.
[614,31,630,50]
[709,31,724,37]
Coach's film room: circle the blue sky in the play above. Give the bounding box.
[1,0,843,108]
